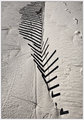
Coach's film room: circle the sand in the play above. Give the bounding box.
[1,1,83,119]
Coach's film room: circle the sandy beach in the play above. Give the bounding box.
[1,1,83,119]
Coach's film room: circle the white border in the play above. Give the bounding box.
[0,0,83,1]
[0,0,83,120]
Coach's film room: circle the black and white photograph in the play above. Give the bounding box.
[1,1,83,119]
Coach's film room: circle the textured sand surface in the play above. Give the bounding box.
[43,1,83,119]
[1,1,83,119]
